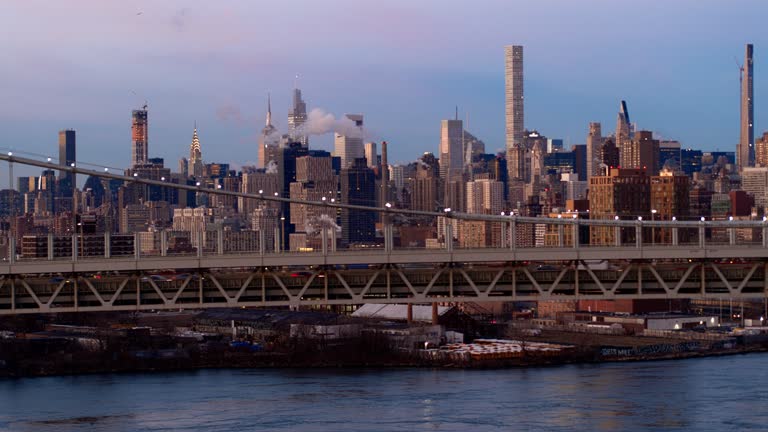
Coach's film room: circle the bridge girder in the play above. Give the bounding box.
[1,259,767,315]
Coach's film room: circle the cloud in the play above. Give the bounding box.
[171,8,190,32]
[216,104,245,125]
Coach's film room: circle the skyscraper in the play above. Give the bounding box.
[288,88,308,148]
[334,114,364,168]
[58,129,76,198]
[625,130,660,174]
[505,45,524,196]
[439,118,464,180]
[188,125,203,178]
[586,122,602,180]
[364,142,377,168]
[504,45,524,149]
[616,100,632,168]
[131,107,148,167]
[738,43,755,170]
[466,179,504,215]
[258,94,278,169]
[340,158,376,246]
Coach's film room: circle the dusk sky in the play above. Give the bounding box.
[2,0,768,184]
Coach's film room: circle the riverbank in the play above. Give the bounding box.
[2,334,767,378]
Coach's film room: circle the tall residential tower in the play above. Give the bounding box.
[738,43,755,170]
[131,106,148,167]
[504,45,524,149]
[505,45,524,206]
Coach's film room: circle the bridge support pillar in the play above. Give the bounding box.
[572,223,579,249]
[274,227,281,253]
[160,230,167,257]
[432,302,438,325]
[635,223,642,248]
[196,231,203,258]
[384,223,393,253]
[8,237,15,264]
[699,224,705,248]
[133,233,141,260]
[763,225,768,248]
[72,234,78,262]
[500,222,507,248]
[321,228,328,255]
[259,230,265,255]
[217,227,224,255]
[104,232,111,259]
[444,221,453,252]
[509,219,517,250]
[672,227,679,246]
[557,225,564,247]
[615,226,621,247]
[47,233,54,261]
[729,227,736,246]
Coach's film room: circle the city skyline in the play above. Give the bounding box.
[2,1,767,184]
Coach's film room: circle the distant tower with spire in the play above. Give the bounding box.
[288,79,309,148]
[258,93,279,169]
[189,123,203,178]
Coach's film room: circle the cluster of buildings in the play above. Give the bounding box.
[2,44,767,256]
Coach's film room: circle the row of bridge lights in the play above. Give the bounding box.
[13,153,768,224]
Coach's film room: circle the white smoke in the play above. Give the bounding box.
[265,160,278,174]
[263,128,281,146]
[298,108,364,139]
[305,214,341,236]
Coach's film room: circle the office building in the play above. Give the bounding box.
[738,44,754,170]
[598,138,620,174]
[188,125,203,178]
[650,170,690,243]
[741,167,768,211]
[408,153,439,212]
[340,158,376,245]
[547,138,564,153]
[364,142,377,168]
[659,140,681,171]
[625,131,660,174]
[589,168,650,245]
[616,100,633,168]
[289,154,337,248]
[586,122,602,180]
[439,119,464,180]
[58,129,76,199]
[131,107,148,167]
[681,149,703,176]
[277,142,309,246]
[288,88,308,148]
[756,132,768,167]
[466,179,504,215]
[334,114,364,168]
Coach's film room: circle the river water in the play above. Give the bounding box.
[1,353,766,431]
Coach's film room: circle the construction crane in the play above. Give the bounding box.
[734,56,744,84]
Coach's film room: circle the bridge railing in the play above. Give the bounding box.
[4,216,768,264]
